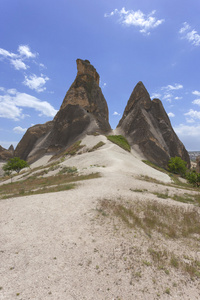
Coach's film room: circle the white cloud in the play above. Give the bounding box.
[0,95,23,120]
[0,48,17,58]
[162,84,183,91]
[186,118,195,123]
[0,45,36,70]
[179,22,200,46]
[113,111,121,116]
[168,112,175,118]
[18,45,36,58]
[192,90,200,96]
[104,7,164,34]
[13,126,27,134]
[23,74,49,92]
[10,59,28,70]
[0,87,5,92]
[192,99,200,106]
[39,63,46,69]
[151,93,161,99]
[7,89,17,95]
[174,96,182,100]
[184,109,200,119]
[163,93,172,100]
[174,124,200,150]
[0,90,57,120]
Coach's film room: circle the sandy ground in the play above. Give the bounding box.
[0,135,200,299]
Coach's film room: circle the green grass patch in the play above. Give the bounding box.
[107,135,131,152]
[88,141,105,152]
[59,166,77,174]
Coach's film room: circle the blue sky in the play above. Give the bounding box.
[0,0,200,151]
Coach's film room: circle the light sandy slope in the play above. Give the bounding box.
[0,135,200,300]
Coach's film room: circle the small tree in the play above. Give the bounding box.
[3,157,29,181]
[168,156,187,177]
[186,170,200,187]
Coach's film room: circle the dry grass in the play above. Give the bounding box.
[97,198,200,279]
[98,198,200,239]
[50,140,84,161]
[0,172,100,199]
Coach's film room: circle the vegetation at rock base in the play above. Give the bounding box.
[186,170,200,187]
[168,156,187,177]
[3,157,29,178]
[107,135,131,152]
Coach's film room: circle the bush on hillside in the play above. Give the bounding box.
[186,170,200,187]
[3,157,29,175]
[168,156,187,177]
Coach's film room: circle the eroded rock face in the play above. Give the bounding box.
[14,121,54,163]
[0,145,14,161]
[15,59,111,163]
[117,81,190,168]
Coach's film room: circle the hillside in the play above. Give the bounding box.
[0,134,200,299]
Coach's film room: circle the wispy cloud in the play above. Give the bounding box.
[18,45,36,58]
[151,93,161,99]
[0,89,57,120]
[184,109,200,120]
[0,45,36,70]
[23,74,49,92]
[10,59,27,70]
[104,7,164,35]
[192,99,200,106]
[179,22,200,46]
[162,93,173,102]
[162,84,183,91]
[192,90,200,96]
[13,126,27,134]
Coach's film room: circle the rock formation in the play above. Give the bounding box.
[14,59,111,163]
[117,81,190,168]
[0,145,14,161]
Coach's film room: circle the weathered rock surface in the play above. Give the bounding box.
[0,145,14,161]
[14,59,111,163]
[117,81,190,168]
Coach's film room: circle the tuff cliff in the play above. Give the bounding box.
[14,59,111,163]
[117,81,190,168]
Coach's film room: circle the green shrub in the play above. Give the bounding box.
[168,156,187,177]
[186,170,200,187]
[107,135,131,152]
[3,157,29,175]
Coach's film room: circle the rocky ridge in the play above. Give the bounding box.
[2,60,190,168]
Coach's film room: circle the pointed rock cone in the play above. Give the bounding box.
[117,81,190,169]
[15,59,111,163]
